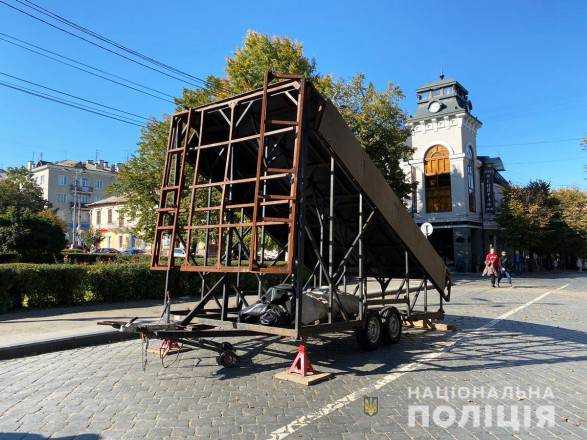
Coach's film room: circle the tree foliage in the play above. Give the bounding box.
[0,167,47,217]
[497,181,587,258]
[110,120,169,242]
[0,168,65,262]
[552,187,587,255]
[331,75,411,196]
[82,227,104,250]
[0,211,66,262]
[112,31,411,241]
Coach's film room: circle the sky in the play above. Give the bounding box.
[0,0,585,189]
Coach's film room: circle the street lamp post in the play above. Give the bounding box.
[410,165,418,218]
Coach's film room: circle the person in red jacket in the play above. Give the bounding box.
[482,247,501,287]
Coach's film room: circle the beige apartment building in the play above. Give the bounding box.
[28,159,119,243]
[88,196,147,251]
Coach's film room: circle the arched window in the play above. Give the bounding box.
[424,145,452,212]
[466,146,476,212]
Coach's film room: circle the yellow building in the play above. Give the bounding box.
[88,196,147,251]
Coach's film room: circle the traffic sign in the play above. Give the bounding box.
[420,222,433,238]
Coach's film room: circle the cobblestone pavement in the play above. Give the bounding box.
[0,273,585,439]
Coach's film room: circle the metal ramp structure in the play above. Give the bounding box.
[102,72,451,362]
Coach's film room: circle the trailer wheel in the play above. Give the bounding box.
[216,350,239,368]
[382,307,402,344]
[356,312,383,351]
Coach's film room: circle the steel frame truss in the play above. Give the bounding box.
[147,72,448,339]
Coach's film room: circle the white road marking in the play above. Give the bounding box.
[267,283,569,440]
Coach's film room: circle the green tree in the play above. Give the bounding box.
[110,120,169,243]
[331,75,411,195]
[0,167,47,217]
[553,188,587,256]
[82,227,104,250]
[111,31,411,241]
[496,181,560,254]
[0,168,63,262]
[0,211,66,262]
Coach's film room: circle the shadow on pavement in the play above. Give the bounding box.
[159,313,587,381]
[0,434,100,439]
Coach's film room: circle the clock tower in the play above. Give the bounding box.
[412,75,475,122]
[402,75,488,272]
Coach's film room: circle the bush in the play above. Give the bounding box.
[0,261,290,313]
[61,251,117,264]
[0,265,17,313]
[0,252,17,264]
[84,263,164,303]
[0,213,66,263]
[114,254,151,264]
[0,264,86,310]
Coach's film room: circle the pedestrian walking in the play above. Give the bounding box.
[482,247,501,288]
[499,251,512,286]
[577,257,583,272]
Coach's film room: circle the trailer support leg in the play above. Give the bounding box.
[274,344,333,386]
[289,344,314,376]
[328,156,335,324]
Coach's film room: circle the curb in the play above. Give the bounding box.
[0,330,136,361]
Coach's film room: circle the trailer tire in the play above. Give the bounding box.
[356,312,383,351]
[381,307,402,344]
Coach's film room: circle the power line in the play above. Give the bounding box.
[1,79,145,125]
[0,33,176,104]
[16,0,232,95]
[0,0,221,92]
[0,80,144,127]
[0,70,151,121]
[5,80,145,124]
[479,137,584,148]
[0,32,174,99]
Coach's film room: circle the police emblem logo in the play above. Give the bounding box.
[363,396,378,416]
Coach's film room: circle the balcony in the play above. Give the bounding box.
[69,184,93,193]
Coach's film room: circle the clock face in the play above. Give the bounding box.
[428,101,441,113]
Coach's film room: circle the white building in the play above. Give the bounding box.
[28,159,119,243]
[402,76,508,272]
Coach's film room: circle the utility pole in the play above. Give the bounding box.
[71,169,78,247]
[70,168,86,247]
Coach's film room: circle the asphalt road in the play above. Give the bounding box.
[0,273,585,440]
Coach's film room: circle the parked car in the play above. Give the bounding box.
[94,248,120,254]
[120,248,146,256]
